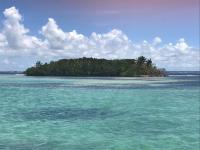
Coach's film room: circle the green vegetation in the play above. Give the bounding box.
[25,57,166,76]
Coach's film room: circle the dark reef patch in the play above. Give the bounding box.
[0,140,60,150]
[18,107,125,121]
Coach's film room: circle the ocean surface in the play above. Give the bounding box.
[0,73,199,150]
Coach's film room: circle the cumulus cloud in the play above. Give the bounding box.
[0,6,199,71]
[153,37,162,45]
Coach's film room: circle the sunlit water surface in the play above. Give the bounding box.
[0,75,199,150]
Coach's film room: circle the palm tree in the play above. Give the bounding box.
[137,56,146,65]
[36,61,42,68]
[147,59,152,67]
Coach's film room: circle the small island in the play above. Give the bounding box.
[25,56,166,77]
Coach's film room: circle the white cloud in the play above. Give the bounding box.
[0,6,199,71]
[41,18,66,49]
[175,38,190,53]
[153,37,162,45]
[2,7,43,56]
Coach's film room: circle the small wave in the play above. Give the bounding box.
[168,75,200,77]
[15,74,25,76]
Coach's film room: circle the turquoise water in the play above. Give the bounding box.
[0,75,199,150]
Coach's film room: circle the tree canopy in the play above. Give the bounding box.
[25,57,166,77]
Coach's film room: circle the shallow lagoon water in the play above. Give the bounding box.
[0,75,199,150]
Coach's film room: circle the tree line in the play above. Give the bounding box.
[25,56,166,76]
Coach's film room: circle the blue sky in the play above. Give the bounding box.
[0,0,199,71]
[0,0,199,46]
